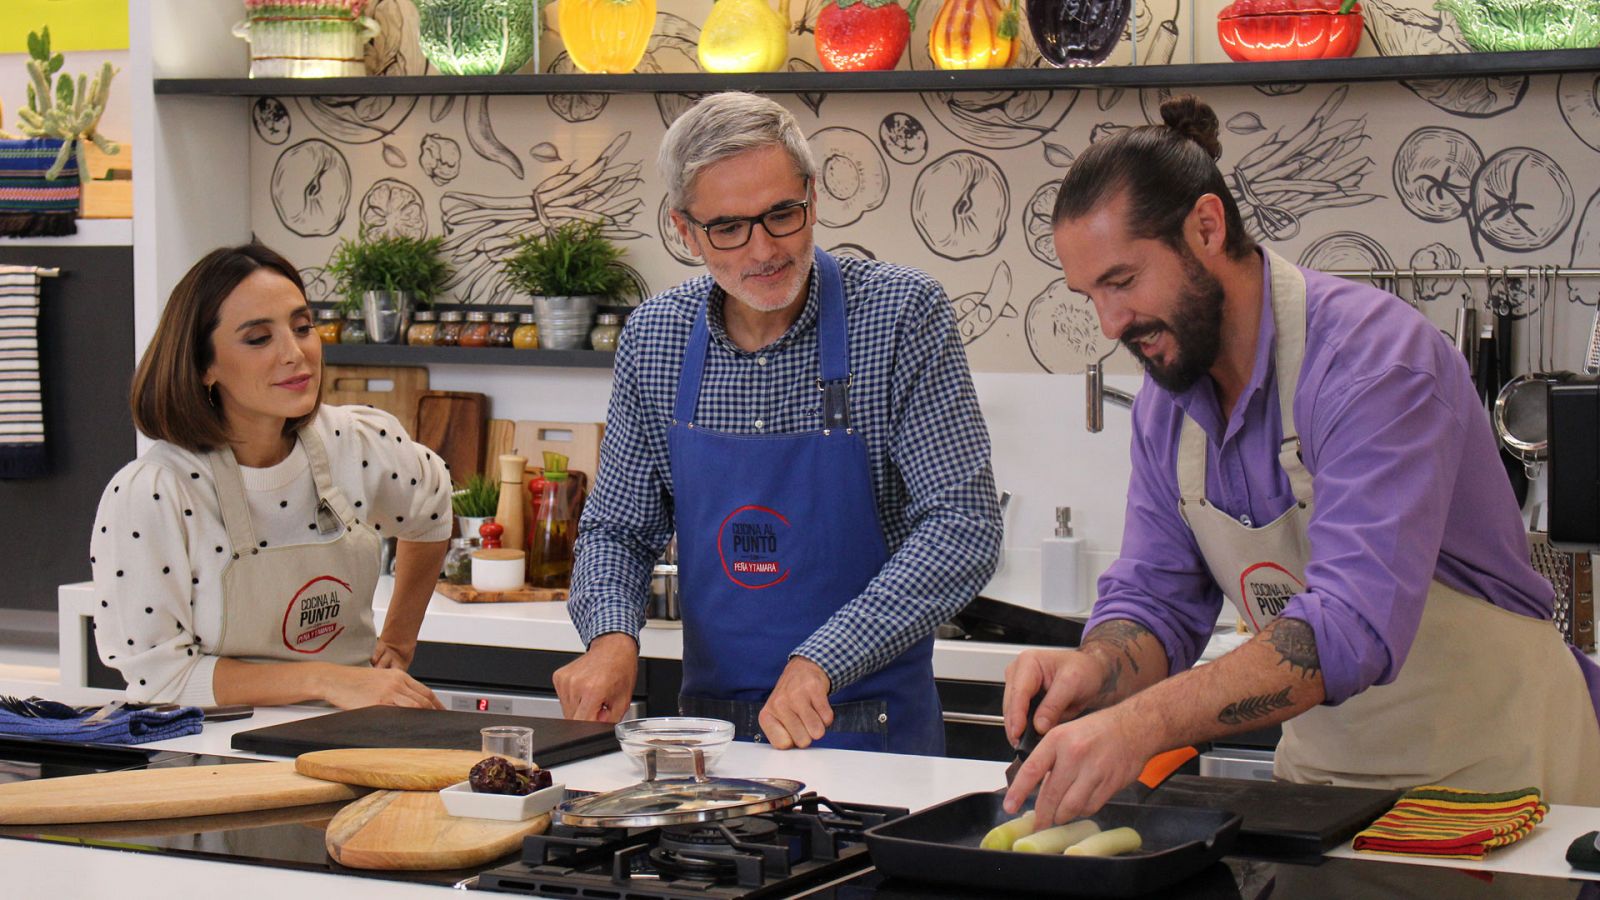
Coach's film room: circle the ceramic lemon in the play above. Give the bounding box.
[698,0,790,73]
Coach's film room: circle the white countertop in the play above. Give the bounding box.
[1,675,1597,895]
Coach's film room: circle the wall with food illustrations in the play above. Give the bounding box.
[248,0,1600,382]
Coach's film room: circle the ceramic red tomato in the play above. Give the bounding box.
[1217,0,1363,61]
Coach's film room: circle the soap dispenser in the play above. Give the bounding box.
[1040,506,1085,616]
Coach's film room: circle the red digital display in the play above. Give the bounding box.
[477,698,489,711]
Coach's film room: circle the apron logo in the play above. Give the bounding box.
[1238,562,1305,632]
[717,505,792,590]
[282,574,353,653]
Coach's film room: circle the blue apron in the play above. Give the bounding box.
[668,248,944,756]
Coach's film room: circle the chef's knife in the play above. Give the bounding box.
[1004,692,1046,786]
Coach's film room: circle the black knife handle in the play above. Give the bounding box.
[1017,691,1046,758]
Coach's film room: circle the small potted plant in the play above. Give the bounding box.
[451,471,499,541]
[503,220,629,350]
[324,228,452,344]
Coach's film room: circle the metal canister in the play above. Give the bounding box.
[649,535,680,620]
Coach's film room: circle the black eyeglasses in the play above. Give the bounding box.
[680,178,812,251]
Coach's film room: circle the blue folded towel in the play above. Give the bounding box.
[0,695,203,744]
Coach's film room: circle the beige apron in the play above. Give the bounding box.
[207,426,380,667]
[1176,248,1600,805]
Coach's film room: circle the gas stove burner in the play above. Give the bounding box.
[647,845,741,882]
[659,816,779,851]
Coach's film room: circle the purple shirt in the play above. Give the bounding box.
[1089,251,1600,720]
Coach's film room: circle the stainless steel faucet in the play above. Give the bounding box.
[1086,345,1135,432]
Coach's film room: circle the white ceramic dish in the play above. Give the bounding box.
[615,716,735,776]
[439,780,565,821]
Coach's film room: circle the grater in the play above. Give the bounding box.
[1528,531,1596,653]
[1586,306,1600,375]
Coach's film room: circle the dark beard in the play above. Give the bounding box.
[1122,251,1225,393]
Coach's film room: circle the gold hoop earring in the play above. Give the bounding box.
[206,384,219,408]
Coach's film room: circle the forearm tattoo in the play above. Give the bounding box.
[1084,619,1151,675]
[1262,617,1322,679]
[1217,686,1294,725]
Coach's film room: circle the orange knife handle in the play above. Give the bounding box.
[1137,746,1199,790]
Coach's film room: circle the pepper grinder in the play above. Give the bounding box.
[493,453,527,560]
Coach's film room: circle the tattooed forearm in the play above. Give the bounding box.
[1217,686,1294,725]
[1263,618,1321,678]
[1092,656,1124,708]
[1084,619,1152,675]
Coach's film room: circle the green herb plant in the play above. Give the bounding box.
[0,26,120,182]
[451,472,500,517]
[324,227,453,314]
[503,220,630,299]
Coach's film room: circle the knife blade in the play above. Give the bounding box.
[1004,692,1047,786]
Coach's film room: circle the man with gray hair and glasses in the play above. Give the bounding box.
[554,92,1001,755]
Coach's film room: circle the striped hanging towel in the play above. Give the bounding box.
[0,266,47,478]
[1352,785,1548,861]
[0,138,80,238]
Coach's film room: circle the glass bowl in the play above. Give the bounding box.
[614,717,735,776]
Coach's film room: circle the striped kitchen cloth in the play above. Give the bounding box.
[1352,785,1548,860]
[0,266,47,478]
[0,138,79,238]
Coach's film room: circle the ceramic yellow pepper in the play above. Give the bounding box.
[928,0,1019,70]
[559,0,657,74]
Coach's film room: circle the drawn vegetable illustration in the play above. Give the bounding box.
[420,133,461,185]
[360,178,428,239]
[271,139,352,238]
[1393,126,1483,223]
[253,97,291,145]
[816,0,920,71]
[560,0,657,73]
[809,127,890,226]
[920,90,1077,149]
[1568,187,1600,307]
[545,52,610,123]
[1410,242,1464,303]
[786,58,829,115]
[1298,231,1396,294]
[912,150,1009,260]
[465,94,523,179]
[1471,147,1573,253]
[879,112,929,164]
[1557,72,1600,154]
[441,134,646,304]
[928,0,1021,70]
[1023,180,1060,267]
[1360,0,1528,118]
[1224,86,1378,242]
[659,195,701,265]
[1025,279,1110,374]
[950,261,1018,345]
[699,0,791,72]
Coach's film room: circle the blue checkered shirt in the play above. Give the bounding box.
[569,256,1003,691]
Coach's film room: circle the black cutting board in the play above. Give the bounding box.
[230,706,617,766]
[1121,774,1401,858]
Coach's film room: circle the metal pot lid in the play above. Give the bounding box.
[554,775,804,828]
[1494,372,1572,459]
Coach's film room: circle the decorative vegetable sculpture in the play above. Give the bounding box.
[699,0,791,73]
[929,0,1020,69]
[815,0,923,72]
[559,0,657,73]
[0,27,119,182]
[1217,0,1363,62]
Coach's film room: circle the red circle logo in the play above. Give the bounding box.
[281,574,353,653]
[1237,562,1305,632]
[717,505,792,590]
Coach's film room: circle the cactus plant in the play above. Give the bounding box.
[0,27,120,182]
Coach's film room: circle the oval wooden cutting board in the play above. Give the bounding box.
[325,789,549,870]
[296,748,490,790]
[0,762,362,825]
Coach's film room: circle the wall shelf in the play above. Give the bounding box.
[153,48,1600,96]
[324,344,615,369]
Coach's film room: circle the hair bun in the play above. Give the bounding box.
[1159,95,1223,161]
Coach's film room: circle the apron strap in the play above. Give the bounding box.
[1177,249,1315,506]
[206,444,260,556]
[672,247,852,428]
[297,422,361,530]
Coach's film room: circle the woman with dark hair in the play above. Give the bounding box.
[91,244,450,709]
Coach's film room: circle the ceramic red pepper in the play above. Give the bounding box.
[1217,0,1363,62]
[815,0,924,72]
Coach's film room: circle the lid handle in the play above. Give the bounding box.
[644,745,708,783]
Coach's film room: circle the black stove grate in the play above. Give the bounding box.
[475,794,907,900]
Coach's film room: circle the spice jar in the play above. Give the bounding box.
[406,309,438,346]
[437,310,465,347]
[460,310,492,347]
[488,311,516,348]
[315,308,342,344]
[589,312,624,352]
[512,312,540,349]
[442,537,478,585]
[340,310,368,344]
